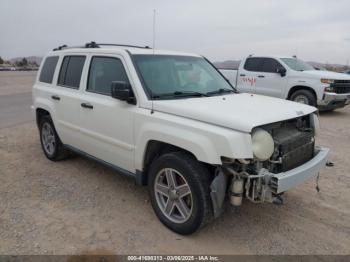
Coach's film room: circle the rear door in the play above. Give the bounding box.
[53,55,87,148]
[78,54,135,172]
[236,57,263,94]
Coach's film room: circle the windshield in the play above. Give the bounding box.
[280,58,315,71]
[133,55,235,99]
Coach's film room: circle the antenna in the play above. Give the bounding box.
[153,9,156,52]
[150,9,156,114]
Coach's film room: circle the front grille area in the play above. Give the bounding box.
[279,135,314,171]
[272,127,314,172]
[331,81,350,94]
[259,116,315,173]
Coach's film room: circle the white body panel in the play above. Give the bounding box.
[151,93,315,133]
[33,48,318,174]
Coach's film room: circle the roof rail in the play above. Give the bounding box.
[95,43,151,49]
[85,41,100,48]
[53,44,85,51]
[53,45,68,51]
[53,41,151,51]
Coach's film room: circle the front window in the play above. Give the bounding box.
[280,58,314,72]
[87,56,129,96]
[133,55,235,99]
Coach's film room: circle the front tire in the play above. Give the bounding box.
[290,89,316,106]
[39,115,69,161]
[148,152,213,235]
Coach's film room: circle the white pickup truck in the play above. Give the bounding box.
[220,55,350,110]
[33,43,329,234]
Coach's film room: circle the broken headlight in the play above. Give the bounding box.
[252,128,274,161]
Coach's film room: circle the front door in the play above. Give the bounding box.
[238,57,287,98]
[256,58,287,98]
[78,55,135,172]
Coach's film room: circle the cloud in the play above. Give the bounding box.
[0,0,349,64]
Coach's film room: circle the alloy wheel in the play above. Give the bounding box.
[154,168,193,224]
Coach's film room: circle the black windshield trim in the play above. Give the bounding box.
[206,88,235,96]
[153,90,210,99]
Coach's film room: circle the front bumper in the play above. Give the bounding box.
[318,92,350,110]
[270,147,329,194]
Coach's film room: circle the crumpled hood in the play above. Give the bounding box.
[152,93,316,133]
[301,70,350,80]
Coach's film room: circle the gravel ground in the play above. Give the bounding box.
[0,72,349,255]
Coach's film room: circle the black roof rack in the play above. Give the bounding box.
[95,43,151,49]
[53,45,68,51]
[53,41,151,51]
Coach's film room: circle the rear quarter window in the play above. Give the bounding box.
[58,56,86,89]
[39,56,59,84]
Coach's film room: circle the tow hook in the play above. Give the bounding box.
[272,194,284,205]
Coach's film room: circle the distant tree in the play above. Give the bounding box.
[16,58,29,67]
[0,57,4,64]
[21,58,28,67]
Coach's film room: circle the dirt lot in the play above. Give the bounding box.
[0,72,349,255]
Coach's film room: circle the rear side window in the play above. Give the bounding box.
[244,57,264,72]
[261,58,283,73]
[58,56,86,88]
[87,56,129,96]
[39,56,59,83]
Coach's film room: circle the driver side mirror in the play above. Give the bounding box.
[277,67,287,77]
[111,81,136,104]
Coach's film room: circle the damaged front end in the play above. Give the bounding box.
[210,114,329,217]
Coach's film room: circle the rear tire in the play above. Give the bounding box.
[39,115,69,161]
[148,152,213,235]
[290,89,316,106]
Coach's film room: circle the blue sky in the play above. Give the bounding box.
[1,0,349,64]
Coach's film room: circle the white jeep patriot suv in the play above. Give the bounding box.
[32,42,329,234]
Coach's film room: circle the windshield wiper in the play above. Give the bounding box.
[153,91,209,99]
[206,88,235,96]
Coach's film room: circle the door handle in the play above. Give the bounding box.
[81,103,93,109]
[258,75,265,78]
[240,74,246,77]
[51,95,60,101]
